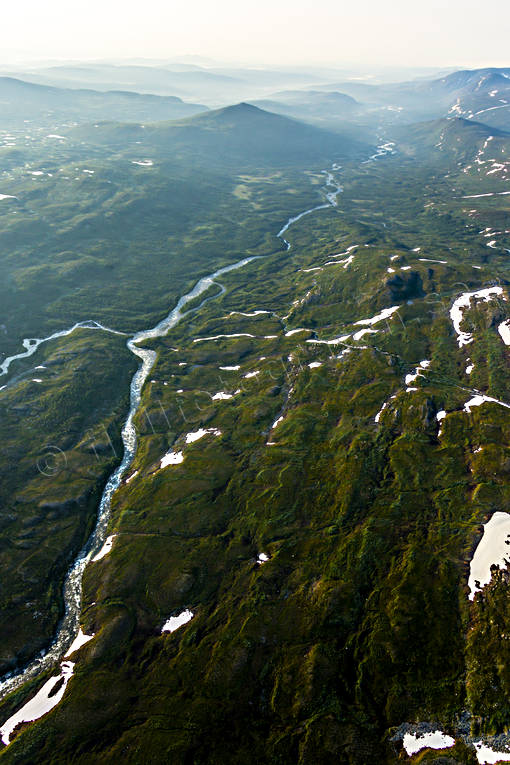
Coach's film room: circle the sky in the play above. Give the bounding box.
[2,0,509,69]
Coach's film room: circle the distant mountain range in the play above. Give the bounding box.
[0,76,207,127]
[3,65,510,136]
[0,63,324,105]
[313,68,510,129]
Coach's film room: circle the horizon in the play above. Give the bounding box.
[0,56,507,92]
[1,0,509,70]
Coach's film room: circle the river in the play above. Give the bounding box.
[0,163,343,702]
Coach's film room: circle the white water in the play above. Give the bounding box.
[0,259,261,703]
[0,321,127,379]
[0,163,344,709]
[276,170,342,249]
[362,140,396,164]
[277,206,329,249]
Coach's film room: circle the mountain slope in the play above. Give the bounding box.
[4,125,510,762]
[442,70,510,130]
[0,77,207,127]
[3,63,327,104]
[394,116,509,158]
[314,68,510,129]
[249,90,363,129]
[4,64,242,98]
[71,102,370,168]
[8,65,510,765]
[0,108,331,681]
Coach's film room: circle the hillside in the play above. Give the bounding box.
[3,111,510,762]
[441,70,510,130]
[5,64,243,98]
[0,77,207,127]
[71,102,370,168]
[394,116,509,158]
[3,63,330,105]
[0,102,330,685]
[249,90,363,129]
[313,68,510,129]
[5,63,510,765]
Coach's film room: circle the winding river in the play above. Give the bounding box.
[0,164,343,702]
[0,321,126,383]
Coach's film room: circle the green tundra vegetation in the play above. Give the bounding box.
[2,101,510,764]
[0,107,361,673]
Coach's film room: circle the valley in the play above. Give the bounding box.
[2,61,510,764]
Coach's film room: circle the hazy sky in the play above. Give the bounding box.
[2,0,510,69]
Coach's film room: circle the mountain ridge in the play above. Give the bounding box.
[70,102,371,167]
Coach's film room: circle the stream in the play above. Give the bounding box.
[0,164,343,702]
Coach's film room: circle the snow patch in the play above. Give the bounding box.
[354,306,399,326]
[353,328,378,341]
[405,360,431,387]
[285,328,312,337]
[402,730,455,756]
[498,320,510,346]
[185,428,222,444]
[463,395,510,414]
[160,451,184,468]
[468,512,510,600]
[92,535,117,562]
[193,333,255,343]
[228,310,270,317]
[64,628,95,657]
[0,661,75,745]
[474,741,510,764]
[161,609,194,633]
[307,335,351,346]
[450,287,504,347]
